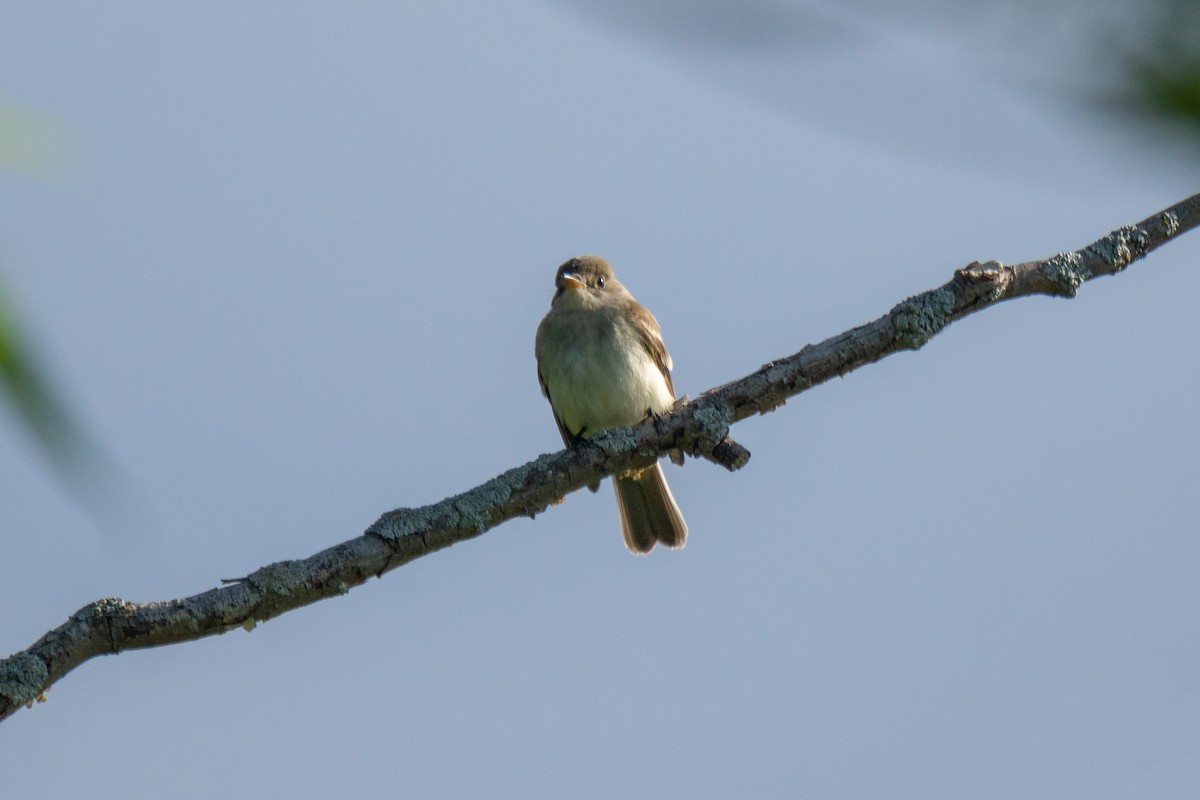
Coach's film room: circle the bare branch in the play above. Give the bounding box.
[2,193,1197,722]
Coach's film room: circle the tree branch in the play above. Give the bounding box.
[2,193,1197,723]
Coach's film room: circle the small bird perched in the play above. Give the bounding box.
[535,255,687,553]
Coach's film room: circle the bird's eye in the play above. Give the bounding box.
[596,276,606,288]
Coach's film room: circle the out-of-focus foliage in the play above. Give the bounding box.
[2,103,123,519]
[0,274,123,521]
[0,283,85,473]
[0,103,61,177]
[560,0,1200,152]
[1116,0,1200,134]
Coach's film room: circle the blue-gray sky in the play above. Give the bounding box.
[2,3,1198,798]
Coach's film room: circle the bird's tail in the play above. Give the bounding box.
[614,462,687,554]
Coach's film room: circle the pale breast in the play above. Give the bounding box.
[537,306,675,439]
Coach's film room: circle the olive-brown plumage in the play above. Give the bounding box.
[535,256,687,553]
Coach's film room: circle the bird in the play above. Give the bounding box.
[535,255,687,553]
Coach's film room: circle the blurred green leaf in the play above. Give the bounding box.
[1126,57,1200,125]
[0,103,63,178]
[2,103,132,525]
[0,276,135,526]
[1114,0,1200,134]
[0,284,82,467]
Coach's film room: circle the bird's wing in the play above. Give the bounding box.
[628,300,675,397]
[536,362,579,447]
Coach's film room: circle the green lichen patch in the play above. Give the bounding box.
[1085,225,1150,271]
[1157,211,1180,238]
[248,560,309,597]
[1043,252,1092,297]
[690,405,732,454]
[73,597,135,622]
[890,287,956,349]
[0,652,48,706]
[590,425,637,455]
[449,478,512,533]
[369,506,430,541]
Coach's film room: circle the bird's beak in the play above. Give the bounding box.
[559,273,585,291]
